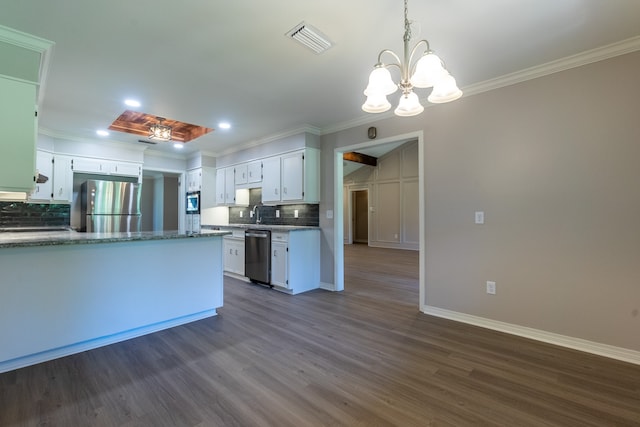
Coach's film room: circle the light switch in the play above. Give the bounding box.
[275,210,280,218]
[475,211,484,224]
[239,211,243,218]
[327,210,333,219]
[294,209,299,218]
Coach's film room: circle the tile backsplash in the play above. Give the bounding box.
[0,202,71,229]
[228,188,319,227]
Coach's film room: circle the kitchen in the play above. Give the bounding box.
[1,4,640,421]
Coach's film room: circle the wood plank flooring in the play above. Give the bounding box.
[1,243,639,426]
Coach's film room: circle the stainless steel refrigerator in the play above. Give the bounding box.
[80,180,142,232]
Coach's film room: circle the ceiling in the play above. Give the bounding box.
[2,1,640,157]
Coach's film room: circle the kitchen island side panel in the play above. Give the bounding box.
[0,236,223,371]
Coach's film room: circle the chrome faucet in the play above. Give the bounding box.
[253,204,262,224]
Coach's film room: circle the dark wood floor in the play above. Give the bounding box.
[1,244,639,426]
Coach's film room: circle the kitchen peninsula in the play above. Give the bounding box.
[0,229,230,373]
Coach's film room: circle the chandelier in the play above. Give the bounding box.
[362,0,462,117]
[149,117,172,141]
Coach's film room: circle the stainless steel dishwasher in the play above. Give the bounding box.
[244,229,272,286]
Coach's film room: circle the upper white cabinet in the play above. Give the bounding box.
[0,77,37,193]
[261,156,282,203]
[216,167,238,205]
[52,154,73,203]
[234,164,248,185]
[72,157,141,181]
[29,150,53,201]
[247,161,262,184]
[186,169,201,192]
[0,27,52,194]
[186,167,215,209]
[261,148,320,204]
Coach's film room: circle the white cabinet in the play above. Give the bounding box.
[271,233,288,288]
[187,169,202,192]
[247,161,262,184]
[0,78,37,193]
[186,167,216,209]
[260,148,320,204]
[270,229,320,294]
[234,164,248,185]
[72,157,141,180]
[223,235,245,276]
[281,151,304,201]
[215,167,238,205]
[30,151,53,201]
[52,155,73,203]
[261,156,281,203]
[110,162,141,179]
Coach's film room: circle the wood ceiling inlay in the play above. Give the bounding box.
[108,110,213,142]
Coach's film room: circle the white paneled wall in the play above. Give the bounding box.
[343,140,419,250]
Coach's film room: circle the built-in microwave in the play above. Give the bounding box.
[186,191,200,214]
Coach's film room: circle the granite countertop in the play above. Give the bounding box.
[0,229,231,249]
[202,224,320,232]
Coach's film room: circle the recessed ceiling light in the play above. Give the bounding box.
[218,122,231,130]
[124,99,141,108]
[96,130,109,137]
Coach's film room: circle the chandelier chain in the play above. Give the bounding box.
[403,0,412,43]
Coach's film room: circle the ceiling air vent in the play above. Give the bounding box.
[286,22,333,54]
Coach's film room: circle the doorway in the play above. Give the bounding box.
[351,189,369,244]
[333,131,425,308]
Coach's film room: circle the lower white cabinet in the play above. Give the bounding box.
[270,229,320,294]
[223,235,245,276]
[271,236,288,288]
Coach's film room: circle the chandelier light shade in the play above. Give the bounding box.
[362,0,462,117]
[149,118,172,141]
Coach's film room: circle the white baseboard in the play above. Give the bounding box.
[320,282,336,291]
[422,305,640,366]
[0,310,218,374]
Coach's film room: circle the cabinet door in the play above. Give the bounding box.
[30,151,53,201]
[0,78,36,192]
[233,240,245,275]
[224,168,235,204]
[234,164,248,185]
[261,156,281,203]
[52,155,73,202]
[281,151,304,201]
[271,241,288,288]
[247,161,262,183]
[223,238,234,272]
[72,158,104,174]
[111,162,141,179]
[215,168,225,205]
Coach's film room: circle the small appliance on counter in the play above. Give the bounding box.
[186,191,201,234]
[80,180,141,233]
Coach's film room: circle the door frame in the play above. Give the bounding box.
[333,130,425,307]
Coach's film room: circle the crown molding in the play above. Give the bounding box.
[463,35,640,98]
[323,35,640,136]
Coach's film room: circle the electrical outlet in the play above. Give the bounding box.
[239,211,243,218]
[249,211,254,218]
[486,281,496,295]
[475,211,485,224]
[275,210,280,218]
[294,209,299,218]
